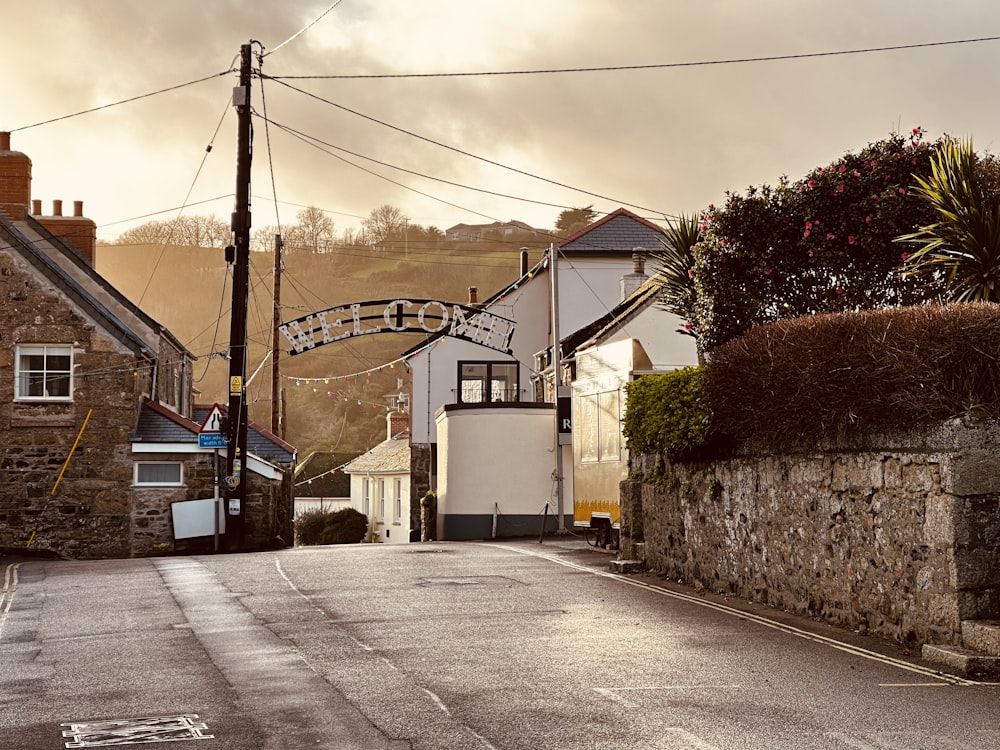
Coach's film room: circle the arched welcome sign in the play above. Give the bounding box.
[279,298,516,356]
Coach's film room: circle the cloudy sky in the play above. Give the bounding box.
[6,1,1000,241]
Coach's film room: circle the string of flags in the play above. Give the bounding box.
[285,340,440,388]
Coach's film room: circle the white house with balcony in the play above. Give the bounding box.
[402,208,676,540]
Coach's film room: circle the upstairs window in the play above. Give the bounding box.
[458,361,519,404]
[15,345,73,401]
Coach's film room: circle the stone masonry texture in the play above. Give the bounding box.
[621,419,1000,647]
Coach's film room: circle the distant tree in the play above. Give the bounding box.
[555,205,597,236]
[362,204,408,247]
[115,214,229,249]
[898,138,1000,302]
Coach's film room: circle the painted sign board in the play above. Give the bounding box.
[279,298,516,356]
[199,433,227,448]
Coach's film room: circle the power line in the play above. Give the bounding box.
[268,34,1000,79]
[264,0,344,58]
[268,77,675,218]
[10,71,234,132]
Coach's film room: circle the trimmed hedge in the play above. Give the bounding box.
[623,367,712,458]
[624,303,1000,456]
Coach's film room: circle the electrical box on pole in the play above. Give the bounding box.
[224,42,254,550]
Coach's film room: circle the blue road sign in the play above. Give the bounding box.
[199,433,227,449]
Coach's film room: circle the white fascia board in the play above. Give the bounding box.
[130,442,281,480]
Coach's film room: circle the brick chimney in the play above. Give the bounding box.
[387,410,410,440]
[0,131,32,221]
[0,133,97,264]
[37,199,97,266]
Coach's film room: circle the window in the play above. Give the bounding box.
[134,462,183,486]
[16,345,72,401]
[458,361,519,404]
[363,479,372,516]
[378,479,386,521]
[394,478,402,522]
[578,389,622,463]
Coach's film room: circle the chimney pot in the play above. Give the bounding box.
[468,286,478,305]
[632,247,646,275]
[31,199,41,215]
[74,200,83,217]
[0,132,9,151]
[52,199,63,217]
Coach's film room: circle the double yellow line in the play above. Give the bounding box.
[0,563,20,640]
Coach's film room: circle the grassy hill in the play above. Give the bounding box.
[95,238,549,457]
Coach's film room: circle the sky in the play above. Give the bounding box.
[6,0,1000,243]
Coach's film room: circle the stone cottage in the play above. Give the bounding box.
[0,132,294,558]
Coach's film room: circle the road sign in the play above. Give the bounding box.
[199,432,227,448]
[200,403,225,434]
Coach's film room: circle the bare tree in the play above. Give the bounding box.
[362,204,408,248]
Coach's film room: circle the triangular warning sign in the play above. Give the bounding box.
[200,403,225,434]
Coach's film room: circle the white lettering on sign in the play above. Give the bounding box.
[279,299,516,355]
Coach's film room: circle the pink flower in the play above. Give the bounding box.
[808,249,814,257]
[852,170,861,177]
[683,322,692,331]
[900,252,910,261]
[865,215,872,223]
[836,287,844,295]
[848,236,856,244]
[826,233,836,240]
[806,221,813,229]
[803,229,811,238]
[687,269,694,278]
[836,184,844,193]
[838,165,847,173]
[764,267,772,276]
[899,187,906,194]
[912,127,921,135]
[808,180,816,188]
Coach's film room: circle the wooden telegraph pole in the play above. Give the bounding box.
[224,43,254,549]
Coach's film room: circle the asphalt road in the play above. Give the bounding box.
[2,538,999,750]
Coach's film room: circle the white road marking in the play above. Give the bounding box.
[0,563,20,641]
[492,545,981,686]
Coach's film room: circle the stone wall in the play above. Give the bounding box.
[621,419,1000,646]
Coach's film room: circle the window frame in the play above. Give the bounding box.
[133,461,184,487]
[15,344,73,402]
[457,360,519,404]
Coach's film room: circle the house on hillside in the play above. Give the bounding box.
[344,409,413,543]
[0,132,295,558]
[403,208,676,541]
[445,220,538,242]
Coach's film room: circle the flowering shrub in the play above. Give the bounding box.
[692,129,950,349]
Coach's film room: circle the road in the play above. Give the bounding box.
[2,538,999,750]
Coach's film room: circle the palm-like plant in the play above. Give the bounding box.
[898,138,1000,302]
[651,213,700,324]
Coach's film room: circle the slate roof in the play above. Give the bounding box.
[561,277,663,357]
[131,399,296,465]
[343,436,411,474]
[558,208,666,257]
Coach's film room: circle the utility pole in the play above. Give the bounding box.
[224,42,254,549]
[549,243,566,533]
[271,233,284,439]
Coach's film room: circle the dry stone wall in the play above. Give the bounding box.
[622,419,1000,647]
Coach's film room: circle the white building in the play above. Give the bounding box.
[344,411,413,543]
[404,208,685,540]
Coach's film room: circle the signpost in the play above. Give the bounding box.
[198,403,227,552]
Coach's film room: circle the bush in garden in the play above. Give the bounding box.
[295,507,368,545]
